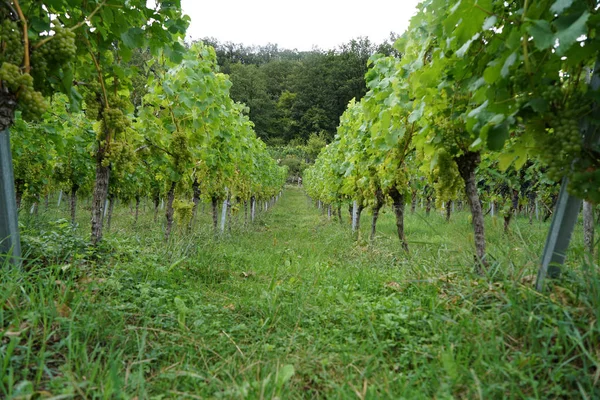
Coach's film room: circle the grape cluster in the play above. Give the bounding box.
[104,140,136,174]
[104,108,130,133]
[36,26,77,63]
[535,111,581,182]
[0,19,24,65]
[18,82,48,119]
[98,98,134,167]
[82,80,102,119]
[542,85,563,107]
[30,24,76,95]
[433,149,462,208]
[171,131,192,172]
[99,108,131,166]
[533,85,600,203]
[29,51,47,90]
[568,162,600,204]
[0,18,70,120]
[0,62,22,89]
[173,199,194,227]
[0,62,48,119]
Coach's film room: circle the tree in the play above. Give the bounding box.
[228,63,276,139]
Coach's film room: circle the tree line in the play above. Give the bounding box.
[202,36,400,144]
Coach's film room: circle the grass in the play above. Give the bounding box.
[2,187,599,399]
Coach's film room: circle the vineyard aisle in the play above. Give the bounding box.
[2,187,597,399]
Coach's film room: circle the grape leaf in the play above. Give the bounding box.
[501,52,517,78]
[120,28,145,49]
[482,16,497,31]
[555,11,589,56]
[527,20,554,51]
[550,0,574,15]
[487,120,510,151]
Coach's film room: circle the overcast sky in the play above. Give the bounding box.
[181,0,422,51]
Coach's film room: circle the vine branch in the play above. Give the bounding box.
[83,36,109,111]
[2,1,18,20]
[12,0,29,73]
[474,5,494,16]
[168,104,181,133]
[144,137,174,157]
[521,0,532,77]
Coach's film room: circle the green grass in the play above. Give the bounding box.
[2,187,599,399]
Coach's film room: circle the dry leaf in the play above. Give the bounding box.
[520,275,536,285]
[54,301,71,318]
[4,322,30,338]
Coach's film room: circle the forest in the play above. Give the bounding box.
[203,36,399,144]
[0,0,599,398]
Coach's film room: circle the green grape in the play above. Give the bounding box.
[29,23,76,95]
[0,62,48,120]
[534,99,600,203]
[35,25,77,65]
[107,94,131,113]
[18,72,33,87]
[541,85,563,108]
[103,108,130,133]
[171,131,192,172]
[433,149,462,207]
[0,19,54,120]
[0,62,21,90]
[20,88,48,120]
[30,51,48,85]
[103,140,136,184]
[83,81,102,120]
[567,155,600,203]
[0,19,24,66]
[535,109,582,183]
[173,199,194,226]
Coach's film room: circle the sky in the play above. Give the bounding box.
[181,0,422,51]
